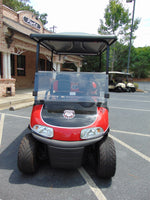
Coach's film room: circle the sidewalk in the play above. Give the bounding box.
[0,88,34,111]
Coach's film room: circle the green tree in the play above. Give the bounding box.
[99,0,140,43]
[38,13,48,26]
[131,47,150,78]
[98,0,140,71]
[114,42,135,70]
[113,42,128,71]
[3,0,48,25]
[114,44,150,78]
[81,55,105,72]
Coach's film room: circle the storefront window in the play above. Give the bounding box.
[39,59,45,71]
[17,55,25,76]
[46,60,52,71]
[11,54,15,76]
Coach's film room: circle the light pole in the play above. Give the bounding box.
[126,0,136,75]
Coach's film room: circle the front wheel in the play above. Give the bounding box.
[97,136,116,179]
[131,87,136,92]
[17,134,39,174]
[126,87,131,92]
[115,86,122,92]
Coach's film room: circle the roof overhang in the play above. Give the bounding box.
[109,71,131,75]
[30,32,117,55]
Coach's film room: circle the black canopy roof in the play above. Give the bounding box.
[30,32,117,55]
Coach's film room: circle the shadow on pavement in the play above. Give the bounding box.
[0,128,112,189]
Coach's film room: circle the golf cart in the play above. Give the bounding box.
[109,71,136,92]
[126,73,136,92]
[17,33,117,179]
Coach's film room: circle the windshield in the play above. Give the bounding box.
[109,72,133,83]
[34,71,108,103]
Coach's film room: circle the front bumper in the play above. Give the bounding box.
[32,128,109,169]
[32,127,109,148]
[47,145,84,169]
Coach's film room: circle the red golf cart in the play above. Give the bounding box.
[17,33,117,179]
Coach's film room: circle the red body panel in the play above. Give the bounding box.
[30,105,109,141]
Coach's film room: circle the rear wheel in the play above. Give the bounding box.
[115,86,122,92]
[131,87,136,92]
[97,136,116,179]
[126,87,131,92]
[18,134,39,174]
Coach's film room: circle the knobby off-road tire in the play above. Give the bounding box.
[97,136,116,179]
[17,134,39,174]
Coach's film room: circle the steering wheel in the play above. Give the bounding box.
[44,89,51,100]
[79,96,95,107]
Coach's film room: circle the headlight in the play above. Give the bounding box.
[32,125,54,138]
[80,127,104,140]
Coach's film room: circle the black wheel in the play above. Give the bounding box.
[131,87,136,92]
[115,86,122,92]
[126,87,131,92]
[79,96,95,107]
[97,136,116,179]
[17,134,39,174]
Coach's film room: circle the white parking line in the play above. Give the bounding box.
[111,129,150,137]
[0,112,29,146]
[110,106,150,112]
[78,167,107,200]
[0,114,5,146]
[0,112,30,119]
[110,135,150,163]
[111,98,150,103]
[0,111,149,199]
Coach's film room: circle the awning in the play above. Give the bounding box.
[30,32,117,55]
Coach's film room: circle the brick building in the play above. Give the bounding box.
[0,0,82,97]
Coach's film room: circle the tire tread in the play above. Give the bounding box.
[18,134,38,174]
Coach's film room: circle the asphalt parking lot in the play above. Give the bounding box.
[0,91,150,200]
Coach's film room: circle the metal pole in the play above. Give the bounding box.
[106,45,110,75]
[104,45,110,99]
[127,0,136,74]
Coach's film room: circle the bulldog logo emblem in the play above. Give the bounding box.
[63,110,75,120]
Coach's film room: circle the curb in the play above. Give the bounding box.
[9,101,33,111]
[136,89,144,92]
[0,98,34,111]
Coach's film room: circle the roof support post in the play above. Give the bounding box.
[105,44,110,99]
[36,42,40,72]
[99,54,102,72]
[51,50,54,70]
[106,45,110,74]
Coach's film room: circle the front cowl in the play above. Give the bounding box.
[41,101,97,128]
[30,102,109,141]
